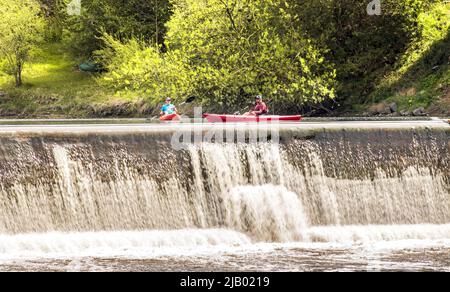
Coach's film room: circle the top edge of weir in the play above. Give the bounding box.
[0,120,447,137]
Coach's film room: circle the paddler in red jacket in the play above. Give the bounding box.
[244,95,269,116]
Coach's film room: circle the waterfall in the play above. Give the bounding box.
[0,133,448,246]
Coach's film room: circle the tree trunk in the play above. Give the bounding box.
[222,95,228,114]
[155,0,159,48]
[15,67,22,87]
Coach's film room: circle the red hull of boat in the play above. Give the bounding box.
[160,114,180,121]
[203,114,302,123]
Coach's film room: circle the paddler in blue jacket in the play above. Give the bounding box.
[160,97,178,116]
[159,97,181,121]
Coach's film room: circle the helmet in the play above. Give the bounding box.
[256,95,263,100]
[165,97,172,102]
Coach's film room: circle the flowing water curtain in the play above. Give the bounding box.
[0,130,448,243]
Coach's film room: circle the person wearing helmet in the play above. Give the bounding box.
[244,95,269,116]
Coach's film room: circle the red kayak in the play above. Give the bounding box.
[203,114,303,123]
[160,114,180,121]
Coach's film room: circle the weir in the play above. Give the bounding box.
[0,121,448,245]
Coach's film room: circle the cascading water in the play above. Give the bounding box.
[0,122,448,271]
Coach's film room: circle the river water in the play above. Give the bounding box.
[0,121,448,272]
[0,229,449,272]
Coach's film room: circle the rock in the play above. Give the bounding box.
[381,106,392,115]
[368,103,388,116]
[388,112,400,117]
[389,102,398,113]
[412,107,427,116]
[400,110,411,116]
[368,103,397,116]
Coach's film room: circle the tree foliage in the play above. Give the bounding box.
[65,0,172,57]
[96,34,193,103]
[9,0,447,113]
[289,0,444,103]
[37,0,68,41]
[0,0,45,87]
[100,0,337,111]
[370,1,450,103]
[167,0,336,109]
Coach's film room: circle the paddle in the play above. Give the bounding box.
[179,95,198,106]
[234,102,253,115]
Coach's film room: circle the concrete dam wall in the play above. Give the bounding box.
[0,122,448,244]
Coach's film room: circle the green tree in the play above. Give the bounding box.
[0,0,45,87]
[37,0,69,41]
[99,0,336,111]
[165,0,336,111]
[66,0,172,57]
[97,0,446,112]
[96,34,193,102]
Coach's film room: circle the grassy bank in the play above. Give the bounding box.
[361,29,450,116]
[0,43,155,118]
[349,5,450,117]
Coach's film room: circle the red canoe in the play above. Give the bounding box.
[203,114,303,123]
[160,114,180,121]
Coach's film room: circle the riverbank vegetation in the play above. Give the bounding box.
[0,0,449,118]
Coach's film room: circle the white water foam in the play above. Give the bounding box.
[306,224,450,243]
[0,225,450,263]
[224,185,309,242]
[0,229,251,260]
